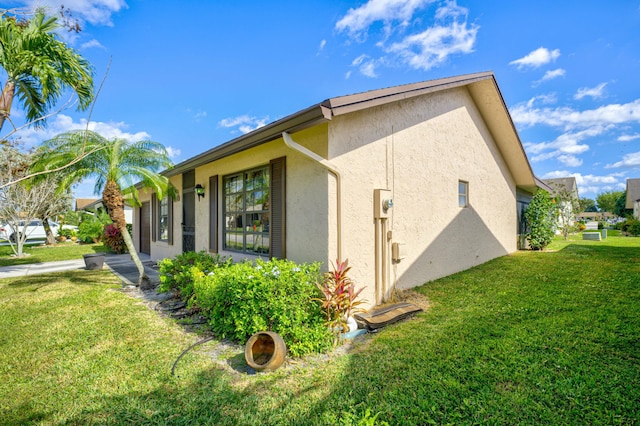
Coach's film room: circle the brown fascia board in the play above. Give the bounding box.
[325,71,496,116]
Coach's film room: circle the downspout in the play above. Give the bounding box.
[282,132,342,261]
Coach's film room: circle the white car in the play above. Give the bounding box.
[0,220,77,243]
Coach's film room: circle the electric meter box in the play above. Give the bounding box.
[374,189,393,219]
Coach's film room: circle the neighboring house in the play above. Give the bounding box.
[133,71,542,307]
[543,177,580,233]
[78,198,133,225]
[626,178,640,219]
[574,211,617,223]
[75,198,99,211]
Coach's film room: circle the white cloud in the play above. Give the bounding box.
[18,0,128,27]
[557,154,582,167]
[618,133,640,142]
[606,151,640,169]
[511,99,640,130]
[509,47,560,69]
[165,146,181,159]
[336,0,435,38]
[219,115,269,134]
[385,20,478,70]
[318,39,327,54]
[80,39,105,50]
[535,68,565,85]
[337,0,478,74]
[574,82,607,100]
[11,114,150,146]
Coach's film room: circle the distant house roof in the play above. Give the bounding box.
[626,178,640,209]
[156,71,539,193]
[75,198,99,211]
[543,177,579,199]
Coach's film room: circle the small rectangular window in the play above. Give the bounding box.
[158,197,169,241]
[458,181,468,207]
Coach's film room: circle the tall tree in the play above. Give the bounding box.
[614,191,632,218]
[596,191,624,213]
[0,145,65,256]
[579,198,597,213]
[0,9,94,132]
[34,130,174,287]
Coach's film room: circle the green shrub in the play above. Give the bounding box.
[626,219,640,236]
[158,251,230,300]
[78,212,111,243]
[525,190,555,250]
[193,258,332,357]
[57,227,77,238]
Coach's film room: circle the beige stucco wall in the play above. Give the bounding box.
[135,125,334,267]
[327,86,517,306]
[634,200,640,220]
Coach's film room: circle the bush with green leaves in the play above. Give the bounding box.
[77,211,111,243]
[57,227,77,239]
[525,190,555,250]
[158,251,230,300]
[192,258,332,357]
[619,218,640,236]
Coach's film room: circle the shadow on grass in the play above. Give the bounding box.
[6,271,111,290]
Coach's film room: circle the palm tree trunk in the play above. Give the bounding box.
[103,180,150,288]
[0,80,15,133]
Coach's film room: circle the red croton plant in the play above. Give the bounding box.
[315,259,366,345]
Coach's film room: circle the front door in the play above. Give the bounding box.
[140,202,151,255]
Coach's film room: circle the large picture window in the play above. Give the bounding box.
[224,166,270,255]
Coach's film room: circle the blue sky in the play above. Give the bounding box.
[3,0,640,200]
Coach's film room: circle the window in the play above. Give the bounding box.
[458,181,468,207]
[223,166,270,255]
[152,193,173,244]
[159,197,169,241]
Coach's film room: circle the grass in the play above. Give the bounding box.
[0,242,107,266]
[0,236,638,424]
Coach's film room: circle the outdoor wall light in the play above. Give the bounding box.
[195,184,205,200]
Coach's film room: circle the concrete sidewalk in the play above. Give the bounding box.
[0,253,160,287]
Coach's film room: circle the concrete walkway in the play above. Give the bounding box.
[0,253,160,287]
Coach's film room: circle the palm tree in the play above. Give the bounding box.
[34,130,174,287]
[0,9,94,132]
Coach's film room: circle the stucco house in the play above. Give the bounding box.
[626,178,640,219]
[133,71,541,307]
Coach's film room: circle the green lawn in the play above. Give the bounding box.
[0,236,638,425]
[0,242,106,266]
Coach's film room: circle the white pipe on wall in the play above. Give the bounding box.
[282,132,343,262]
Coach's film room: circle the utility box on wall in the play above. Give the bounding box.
[374,189,393,219]
[392,241,405,263]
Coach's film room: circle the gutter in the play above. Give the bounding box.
[282,132,342,261]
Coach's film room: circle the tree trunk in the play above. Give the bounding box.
[42,218,56,245]
[102,180,150,288]
[0,80,16,133]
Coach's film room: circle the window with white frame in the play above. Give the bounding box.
[223,166,270,255]
[458,180,469,207]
